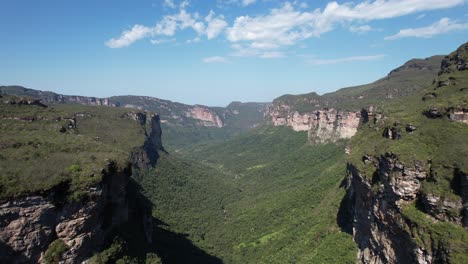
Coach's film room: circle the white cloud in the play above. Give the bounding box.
[164,0,176,9]
[150,38,176,44]
[187,37,201,43]
[205,10,228,39]
[179,0,190,9]
[385,17,468,40]
[106,25,153,48]
[203,56,230,63]
[226,3,316,49]
[108,0,465,52]
[242,0,256,6]
[349,25,373,33]
[225,0,465,57]
[307,54,386,65]
[416,14,426,20]
[107,9,227,48]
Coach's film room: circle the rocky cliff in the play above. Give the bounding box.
[0,87,267,130]
[339,43,468,264]
[265,55,443,144]
[0,110,163,263]
[0,162,132,263]
[267,103,361,143]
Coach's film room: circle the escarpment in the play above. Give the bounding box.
[265,55,443,144]
[339,42,468,264]
[0,104,164,263]
[267,104,361,143]
[0,162,132,263]
[341,155,467,263]
[133,113,166,169]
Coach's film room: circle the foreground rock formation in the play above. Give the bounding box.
[0,112,163,263]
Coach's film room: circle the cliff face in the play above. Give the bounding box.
[186,106,224,127]
[0,162,131,263]
[266,103,361,143]
[342,156,432,263]
[341,154,466,264]
[0,110,163,263]
[339,43,468,264]
[0,87,269,130]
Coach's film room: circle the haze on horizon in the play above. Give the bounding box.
[1,0,467,106]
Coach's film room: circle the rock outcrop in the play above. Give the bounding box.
[186,106,224,127]
[266,103,361,144]
[341,155,432,264]
[0,162,132,263]
[340,152,466,264]
[0,111,162,263]
[132,113,166,171]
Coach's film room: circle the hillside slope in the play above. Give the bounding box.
[141,126,357,263]
[265,55,444,144]
[341,43,468,263]
[0,86,268,149]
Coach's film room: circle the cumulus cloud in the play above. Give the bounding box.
[225,0,465,56]
[205,10,228,39]
[106,9,227,48]
[203,56,230,63]
[385,17,468,40]
[107,0,465,52]
[106,25,153,48]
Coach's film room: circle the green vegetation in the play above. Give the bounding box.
[348,59,468,199]
[139,126,357,263]
[44,239,69,264]
[0,98,146,200]
[402,202,468,263]
[347,44,468,261]
[273,55,443,113]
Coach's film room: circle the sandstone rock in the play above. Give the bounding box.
[186,106,224,127]
[422,93,436,101]
[265,103,361,143]
[437,80,450,87]
[421,194,463,223]
[406,124,417,133]
[0,162,139,264]
[424,108,443,119]
[340,155,438,264]
[449,109,468,123]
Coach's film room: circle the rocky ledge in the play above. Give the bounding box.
[0,162,132,263]
[266,103,361,144]
[339,153,467,264]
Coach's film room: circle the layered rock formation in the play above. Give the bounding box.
[0,111,162,263]
[266,103,361,144]
[339,43,468,264]
[0,86,268,130]
[340,153,466,264]
[186,106,224,127]
[0,162,131,263]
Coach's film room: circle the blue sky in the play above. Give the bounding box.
[1,0,467,106]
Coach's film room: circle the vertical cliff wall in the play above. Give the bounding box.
[0,162,131,263]
[266,104,361,144]
[339,42,468,264]
[0,111,164,263]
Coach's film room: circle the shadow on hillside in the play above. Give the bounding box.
[110,178,223,264]
[150,218,222,264]
[336,177,353,235]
